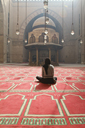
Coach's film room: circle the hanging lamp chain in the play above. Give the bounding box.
[8,0,10,37]
[62,1,64,38]
[81,0,82,37]
[26,0,27,26]
[17,0,19,26]
[72,0,73,24]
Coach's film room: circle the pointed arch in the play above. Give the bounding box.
[19,8,65,42]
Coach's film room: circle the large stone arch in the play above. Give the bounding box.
[19,8,67,43]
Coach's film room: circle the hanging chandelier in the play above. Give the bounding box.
[25,39,27,43]
[80,0,83,44]
[7,38,10,43]
[16,30,19,35]
[71,0,75,35]
[80,39,83,44]
[43,0,49,44]
[16,0,20,35]
[24,0,28,43]
[16,25,20,35]
[8,0,10,43]
[44,35,47,39]
[44,29,48,34]
[61,39,64,43]
[61,1,64,43]
[46,17,49,24]
[43,0,48,9]
[71,29,75,35]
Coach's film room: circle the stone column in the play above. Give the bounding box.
[10,40,12,63]
[29,50,31,65]
[49,48,51,60]
[36,48,38,66]
[7,42,10,63]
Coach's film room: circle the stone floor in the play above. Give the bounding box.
[0,63,85,67]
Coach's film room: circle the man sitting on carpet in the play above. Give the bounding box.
[36,58,57,84]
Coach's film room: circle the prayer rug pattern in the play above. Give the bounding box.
[0,65,85,128]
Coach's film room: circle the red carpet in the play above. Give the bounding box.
[0,65,85,128]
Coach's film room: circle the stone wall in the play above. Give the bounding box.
[11,41,23,63]
[0,0,85,64]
